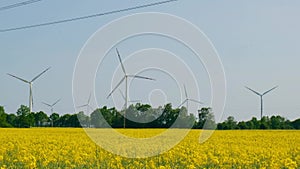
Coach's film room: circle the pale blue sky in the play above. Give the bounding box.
[0,0,299,121]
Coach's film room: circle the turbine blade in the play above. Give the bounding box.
[184,84,188,98]
[107,77,126,99]
[263,86,278,96]
[42,102,52,107]
[128,75,155,81]
[189,99,203,104]
[87,93,92,105]
[178,99,188,108]
[31,67,51,82]
[116,48,126,75]
[7,73,29,83]
[119,89,126,100]
[129,100,142,103]
[245,86,262,96]
[52,99,61,107]
[77,104,88,108]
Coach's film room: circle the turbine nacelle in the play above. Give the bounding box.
[245,85,278,119]
[178,84,203,113]
[42,99,61,114]
[7,67,51,113]
[107,48,155,128]
[77,92,93,114]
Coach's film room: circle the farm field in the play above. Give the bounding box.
[0,128,299,169]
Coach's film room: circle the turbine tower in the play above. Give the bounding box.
[119,89,142,109]
[107,48,155,128]
[42,99,61,114]
[178,84,203,114]
[7,67,51,113]
[245,86,278,119]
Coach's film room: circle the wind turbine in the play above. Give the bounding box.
[107,48,155,128]
[119,89,142,109]
[77,93,93,115]
[42,99,60,127]
[245,86,278,119]
[178,84,203,114]
[42,99,61,114]
[7,67,51,113]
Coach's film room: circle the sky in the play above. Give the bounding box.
[0,0,299,121]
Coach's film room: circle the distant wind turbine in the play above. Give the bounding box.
[77,92,93,114]
[178,84,203,113]
[245,86,278,119]
[7,67,51,113]
[42,99,61,114]
[107,48,155,128]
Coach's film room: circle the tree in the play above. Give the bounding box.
[28,112,35,127]
[171,107,196,128]
[57,114,71,127]
[77,111,90,127]
[50,113,59,127]
[136,103,151,112]
[6,114,17,127]
[34,111,49,127]
[91,107,113,128]
[196,107,216,129]
[16,105,32,128]
[157,103,178,128]
[218,116,238,130]
[249,117,259,129]
[0,106,11,127]
[260,116,270,129]
[68,114,81,127]
[238,121,248,129]
[291,118,300,129]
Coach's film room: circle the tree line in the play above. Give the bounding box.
[0,104,299,129]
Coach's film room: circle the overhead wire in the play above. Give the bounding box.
[0,0,43,11]
[0,0,178,33]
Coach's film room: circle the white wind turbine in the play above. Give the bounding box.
[178,84,203,114]
[77,93,93,115]
[42,99,61,114]
[245,86,278,119]
[7,67,51,113]
[107,48,155,128]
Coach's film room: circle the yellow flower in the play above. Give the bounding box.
[0,128,298,168]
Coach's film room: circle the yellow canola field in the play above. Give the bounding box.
[0,128,299,169]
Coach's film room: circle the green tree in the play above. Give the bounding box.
[77,111,90,127]
[218,116,238,130]
[291,118,300,129]
[50,113,59,127]
[6,114,17,127]
[0,106,11,127]
[260,116,270,129]
[196,107,216,129]
[238,121,248,129]
[158,103,178,128]
[91,107,113,128]
[136,103,151,112]
[34,111,49,127]
[68,114,80,127]
[57,114,71,127]
[249,117,259,129]
[16,105,32,127]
